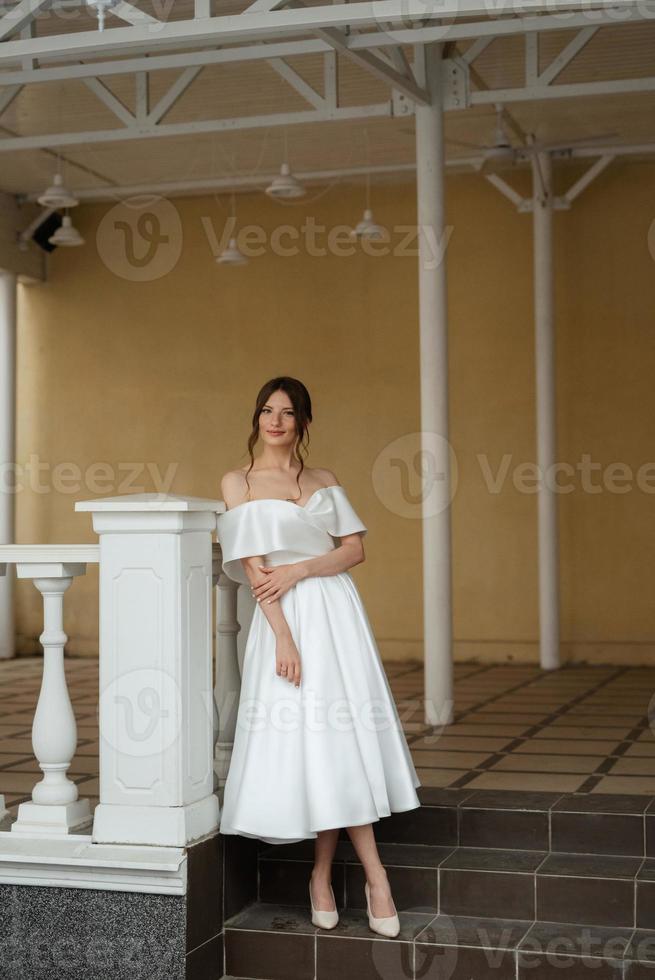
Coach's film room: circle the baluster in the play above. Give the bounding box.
[12,567,92,836]
[214,566,242,791]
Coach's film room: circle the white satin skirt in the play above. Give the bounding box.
[218,570,422,845]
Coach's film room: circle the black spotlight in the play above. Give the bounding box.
[31,211,63,252]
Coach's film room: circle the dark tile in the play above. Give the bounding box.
[416,940,517,979]
[416,787,476,806]
[555,793,654,815]
[626,928,655,964]
[460,789,565,810]
[440,868,535,920]
[225,928,314,980]
[638,861,655,882]
[461,806,549,850]
[318,906,434,941]
[637,881,655,929]
[552,812,644,856]
[317,933,413,980]
[353,843,454,868]
[539,852,642,878]
[518,920,634,958]
[374,805,458,846]
[441,847,547,872]
[186,833,222,953]
[645,815,655,857]
[626,964,655,979]
[259,839,316,862]
[223,833,258,920]
[518,950,624,978]
[224,901,316,934]
[416,913,532,948]
[185,933,223,980]
[259,858,345,908]
[537,875,635,928]
[345,862,438,913]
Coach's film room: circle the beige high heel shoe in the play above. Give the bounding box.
[309,877,339,929]
[364,880,400,938]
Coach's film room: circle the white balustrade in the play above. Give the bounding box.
[75,493,222,848]
[0,545,98,836]
[0,495,238,854]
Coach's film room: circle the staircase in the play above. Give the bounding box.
[221,786,655,979]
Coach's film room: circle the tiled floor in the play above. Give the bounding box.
[392,660,655,795]
[1,657,655,824]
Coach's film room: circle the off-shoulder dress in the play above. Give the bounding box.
[215,484,421,845]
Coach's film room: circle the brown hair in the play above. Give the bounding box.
[243,377,313,503]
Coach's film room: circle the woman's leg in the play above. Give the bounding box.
[311,827,340,910]
[346,823,395,917]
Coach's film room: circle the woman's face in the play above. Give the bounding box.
[259,390,298,446]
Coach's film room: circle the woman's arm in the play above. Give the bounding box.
[241,555,294,640]
[296,533,365,580]
[292,466,365,580]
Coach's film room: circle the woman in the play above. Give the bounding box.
[216,376,421,939]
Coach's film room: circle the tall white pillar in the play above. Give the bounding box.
[414,43,454,726]
[0,271,16,661]
[532,150,560,669]
[75,492,222,847]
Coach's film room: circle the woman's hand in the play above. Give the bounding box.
[275,634,301,687]
[251,563,304,604]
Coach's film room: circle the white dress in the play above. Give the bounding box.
[215,484,422,845]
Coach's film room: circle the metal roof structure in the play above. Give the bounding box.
[0,0,652,201]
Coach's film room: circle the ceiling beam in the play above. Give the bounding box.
[472,74,655,102]
[0,0,53,42]
[147,66,204,124]
[0,101,394,152]
[82,76,136,126]
[537,26,598,84]
[0,12,648,83]
[267,57,326,108]
[0,0,644,63]
[563,153,614,201]
[314,25,431,104]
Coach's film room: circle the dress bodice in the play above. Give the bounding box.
[215,484,367,585]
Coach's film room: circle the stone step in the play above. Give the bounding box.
[223,900,655,979]
[373,787,655,856]
[258,837,655,931]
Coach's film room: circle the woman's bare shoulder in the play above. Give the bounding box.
[220,469,250,509]
[312,466,341,488]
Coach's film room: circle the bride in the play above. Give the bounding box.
[216,375,422,939]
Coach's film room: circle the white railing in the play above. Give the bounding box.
[0,545,98,835]
[0,493,251,889]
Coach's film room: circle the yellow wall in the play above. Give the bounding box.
[14,161,655,664]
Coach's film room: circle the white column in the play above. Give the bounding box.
[532,150,560,669]
[0,270,16,661]
[11,564,92,836]
[75,492,222,847]
[414,42,454,726]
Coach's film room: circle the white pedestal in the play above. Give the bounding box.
[75,493,223,847]
[10,799,92,836]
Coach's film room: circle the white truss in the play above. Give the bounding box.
[0,0,652,170]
